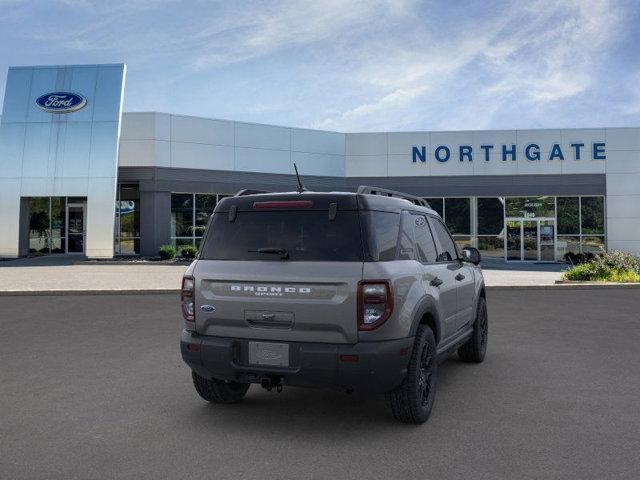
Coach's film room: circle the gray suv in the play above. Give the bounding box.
[180,186,487,424]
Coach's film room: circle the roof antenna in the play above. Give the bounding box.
[293,163,306,193]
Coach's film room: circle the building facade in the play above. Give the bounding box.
[2,64,640,261]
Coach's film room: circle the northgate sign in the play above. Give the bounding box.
[411,142,606,163]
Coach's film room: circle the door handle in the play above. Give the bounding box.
[455,273,465,281]
[430,277,443,287]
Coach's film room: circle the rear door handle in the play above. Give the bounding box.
[430,277,443,287]
[455,273,465,281]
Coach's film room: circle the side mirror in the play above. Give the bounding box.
[462,247,481,265]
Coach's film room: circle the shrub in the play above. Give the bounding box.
[563,263,598,281]
[180,245,198,259]
[563,250,640,282]
[563,252,595,265]
[593,250,640,273]
[159,245,177,260]
[608,270,640,283]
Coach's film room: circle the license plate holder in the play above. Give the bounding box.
[248,341,290,367]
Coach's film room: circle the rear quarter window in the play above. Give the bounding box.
[363,211,400,261]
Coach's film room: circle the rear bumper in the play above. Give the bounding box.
[181,330,414,394]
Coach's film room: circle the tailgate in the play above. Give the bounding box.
[194,260,363,344]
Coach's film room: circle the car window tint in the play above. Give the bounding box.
[412,214,438,263]
[200,211,363,261]
[398,211,415,260]
[429,217,458,262]
[364,211,400,261]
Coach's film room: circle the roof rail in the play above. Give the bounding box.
[357,185,430,208]
[234,189,270,197]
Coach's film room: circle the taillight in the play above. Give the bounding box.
[181,276,195,325]
[357,280,393,331]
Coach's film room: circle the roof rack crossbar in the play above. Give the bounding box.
[234,189,270,197]
[357,185,430,208]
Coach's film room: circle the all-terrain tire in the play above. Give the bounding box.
[192,372,250,404]
[386,325,437,424]
[458,296,488,363]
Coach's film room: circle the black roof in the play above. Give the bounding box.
[214,189,438,216]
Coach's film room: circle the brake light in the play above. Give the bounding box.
[252,200,313,209]
[357,280,393,331]
[181,276,195,326]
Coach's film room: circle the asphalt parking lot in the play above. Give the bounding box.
[1,289,639,480]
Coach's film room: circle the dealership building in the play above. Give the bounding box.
[1,63,639,261]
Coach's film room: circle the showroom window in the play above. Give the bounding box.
[580,197,606,254]
[418,195,605,261]
[445,198,471,235]
[171,193,229,248]
[423,197,472,252]
[477,197,505,259]
[505,196,555,218]
[557,197,580,259]
[424,198,443,218]
[556,196,606,257]
[28,197,65,254]
[27,197,86,255]
[114,184,140,255]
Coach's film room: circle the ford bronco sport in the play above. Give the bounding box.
[180,186,487,424]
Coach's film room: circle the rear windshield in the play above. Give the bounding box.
[200,211,364,261]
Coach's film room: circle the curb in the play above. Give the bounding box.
[77,261,191,266]
[0,289,180,296]
[488,283,640,290]
[2,283,640,296]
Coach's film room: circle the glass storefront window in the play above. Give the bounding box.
[194,194,217,238]
[27,196,83,255]
[114,184,140,255]
[174,238,194,249]
[29,198,50,254]
[171,193,194,238]
[119,185,140,238]
[50,197,65,240]
[582,236,605,254]
[581,197,605,234]
[477,198,503,235]
[557,236,581,259]
[171,193,229,248]
[505,196,555,218]
[477,235,504,258]
[557,197,579,235]
[424,198,443,217]
[445,198,470,235]
[452,235,472,254]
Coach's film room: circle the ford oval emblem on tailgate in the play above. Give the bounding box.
[200,304,216,312]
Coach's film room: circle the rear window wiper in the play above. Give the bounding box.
[248,247,290,260]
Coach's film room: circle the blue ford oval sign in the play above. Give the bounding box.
[35,92,87,114]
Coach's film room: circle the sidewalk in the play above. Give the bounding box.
[480,257,565,286]
[0,256,567,294]
[0,257,187,294]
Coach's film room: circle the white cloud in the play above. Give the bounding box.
[482,0,622,104]
[2,0,631,130]
[190,0,412,69]
[315,0,625,130]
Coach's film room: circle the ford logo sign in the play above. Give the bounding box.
[35,92,87,114]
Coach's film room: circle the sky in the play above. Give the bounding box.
[0,0,639,132]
